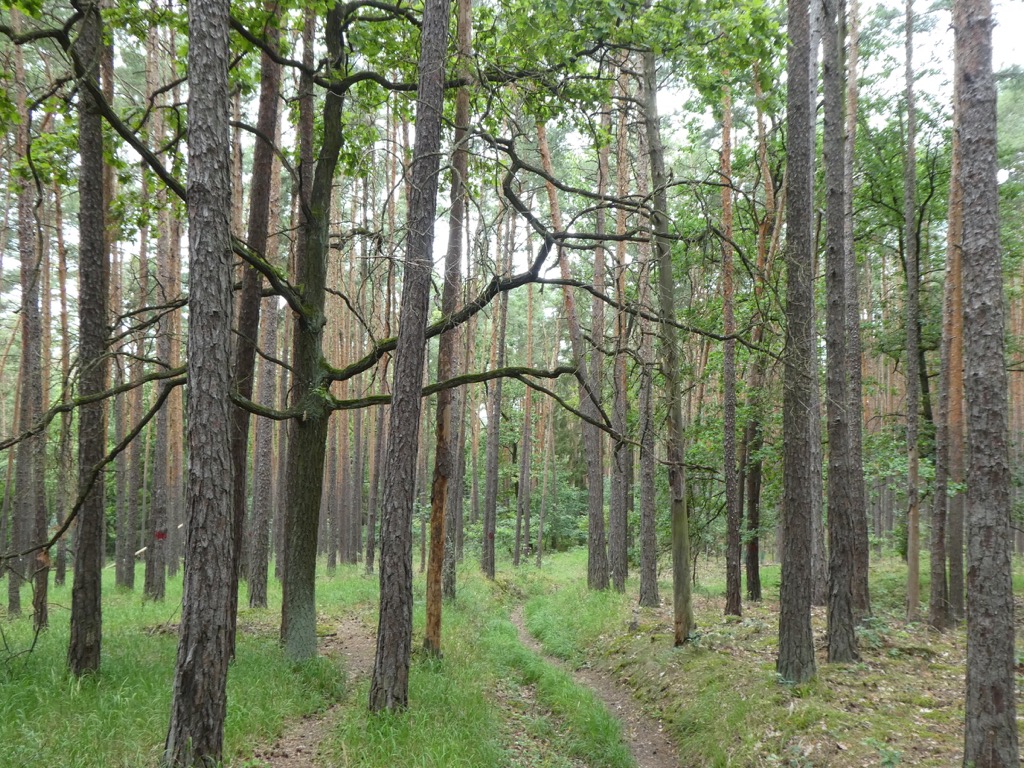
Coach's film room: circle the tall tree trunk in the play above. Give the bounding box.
[777,0,818,684]
[281,4,344,661]
[424,0,470,651]
[633,126,660,608]
[721,84,741,617]
[536,121,608,591]
[844,0,871,620]
[946,39,967,624]
[165,0,235,758]
[641,50,693,643]
[55,184,72,587]
[369,0,451,711]
[957,0,1018,761]
[68,0,108,677]
[11,14,44,621]
[588,102,611,591]
[823,0,858,663]
[143,23,169,601]
[228,0,282,657]
[608,69,631,594]
[903,0,922,622]
[249,298,279,608]
[514,284,534,568]
[481,227,508,580]
[929,12,957,630]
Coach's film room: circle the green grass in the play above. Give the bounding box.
[321,567,634,768]
[2,558,636,768]
[0,563,351,768]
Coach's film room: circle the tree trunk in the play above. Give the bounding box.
[635,117,659,609]
[957,0,1019,760]
[844,0,871,620]
[514,284,534,569]
[280,5,345,661]
[369,0,451,711]
[777,0,818,684]
[608,68,631,594]
[903,0,922,623]
[823,0,858,663]
[228,0,281,656]
[536,121,608,591]
[642,50,693,644]
[424,0,470,650]
[143,24,170,601]
[721,84,741,617]
[68,0,108,677]
[164,0,235,758]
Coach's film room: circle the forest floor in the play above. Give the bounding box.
[510,604,679,768]
[2,552,1022,767]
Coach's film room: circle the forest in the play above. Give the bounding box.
[0,0,1022,764]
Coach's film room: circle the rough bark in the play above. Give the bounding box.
[957,0,1019,761]
[777,0,817,684]
[823,0,858,663]
[369,0,451,710]
[844,0,871,620]
[164,0,235,759]
[68,0,108,677]
[280,4,343,661]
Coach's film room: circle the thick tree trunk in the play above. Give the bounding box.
[957,0,1019,761]
[281,3,344,661]
[823,0,858,663]
[844,0,871,620]
[777,0,818,684]
[68,0,108,677]
[369,0,451,711]
[164,0,235,759]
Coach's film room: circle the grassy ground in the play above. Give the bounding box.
[1,550,1019,766]
[515,549,1023,767]
[0,560,633,767]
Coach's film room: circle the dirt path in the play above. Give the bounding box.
[510,605,680,768]
[250,616,377,768]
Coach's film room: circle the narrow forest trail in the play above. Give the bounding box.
[510,605,680,768]
[252,616,377,768]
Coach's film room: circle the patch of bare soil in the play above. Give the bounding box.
[511,605,680,768]
[249,616,377,768]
